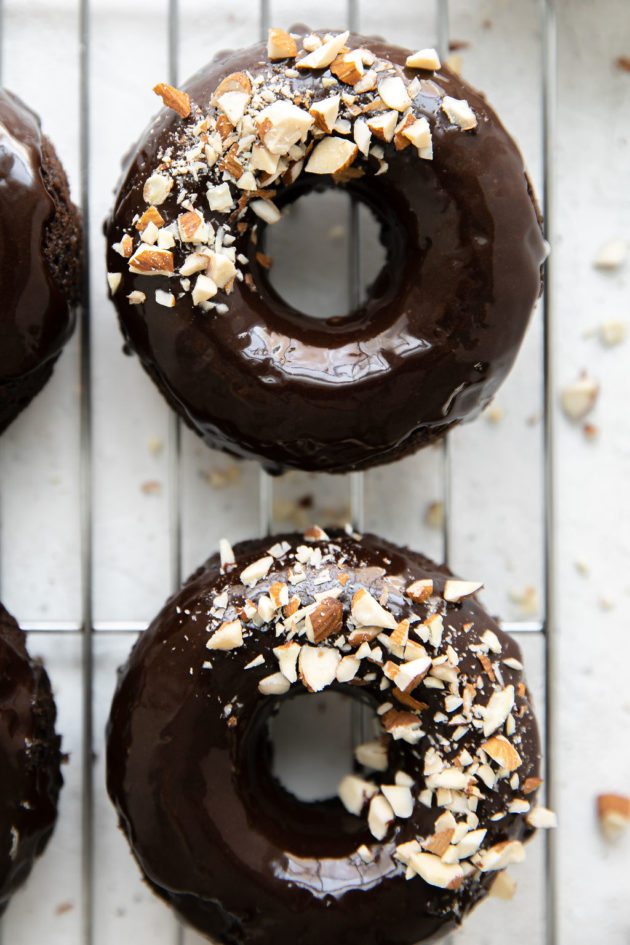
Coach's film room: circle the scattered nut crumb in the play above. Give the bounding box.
[140,480,162,495]
[425,501,444,530]
[509,586,539,616]
[615,55,630,72]
[593,238,628,270]
[202,465,241,489]
[526,411,541,426]
[599,596,615,612]
[597,794,630,839]
[445,53,463,74]
[560,373,599,422]
[148,436,164,456]
[574,559,590,576]
[55,902,74,916]
[484,404,505,424]
[599,320,626,347]
[582,422,599,441]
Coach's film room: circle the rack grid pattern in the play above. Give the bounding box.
[0,1,559,943]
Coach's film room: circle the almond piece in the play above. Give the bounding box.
[368,793,394,840]
[250,198,282,225]
[473,840,525,872]
[392,656,432,693]
[178,210,207,243]
[354,69,377,94]
[258,672,291,695]
[489,871,517,900]
[273,641,301,683]
[483,685,515,736]
[522,776,544,795]
[153,82,191,118]
[596,794,630,839]
[378,76,411,111]
[127,290,145,304]
[299,645,340,692]
[206,619,243,650]
[336,655,360,682]
[406,48,441,70]
[180,252,211,277]
[525,806,557,829]
[297,31,349,71]
[303,525,329,541]
[257,101,314,155]
[107,274,123,300]
[593,238,628,270]
[338,774,379,815]
[401,116,432,152]
[354,739,388,771]
[267,28,297,60]
[409,852,464,889]
[305,597,343,643]
[381,709,424,744]
[351,588,397,629]
[451,828,487,859]
[211,72,252,104]
[219,538,235,568]
[560,375,599,421]
[406,579,433,602]
[482,734,522,772]
[240,555,273,587]
[136,206,165,232]
[192,274,217,306]
[443,580,483,602]
[208,252,237,289]
[143,173,173,206]
[305,136,358,175]
[367,110,398,142]
[353,117,371,155]
[250,144,280,175]
[441,95,477,130]
[309,95,341,133]
[217,91,250,126]
[381,784,413,818]
[331,51,364,86]
[426,767,472,790]
[128,244,174,276]
[422,828,455,857]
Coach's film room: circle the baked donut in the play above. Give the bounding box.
[0,88,82,434]
[0,603,63,913]
[107,529,554,944]
[105,28,546,474]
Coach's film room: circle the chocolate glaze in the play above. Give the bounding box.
[106,31,545,474]
[107,531,541,944]
[0,88,80,433]
[0,603,63,913]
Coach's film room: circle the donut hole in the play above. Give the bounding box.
[239,689,381,857]
[269,690,377,803]
[258,185,391,322]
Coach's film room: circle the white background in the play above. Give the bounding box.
[0,1,628,943]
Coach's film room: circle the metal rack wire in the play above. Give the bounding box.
[0,0,556,942]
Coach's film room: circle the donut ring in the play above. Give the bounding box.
[107,530,551,945]
[0,603,63,912]
[106,29,546,474]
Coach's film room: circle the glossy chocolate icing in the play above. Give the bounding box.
[107,531,541,944]
[0,603,62,913]
[106,31,545,474]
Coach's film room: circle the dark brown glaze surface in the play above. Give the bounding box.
[0,603,62,913]
[106,31,545,474]
[107,531,542,945]
[0,88,80,433]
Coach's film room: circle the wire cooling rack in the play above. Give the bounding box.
[0,0,561,942]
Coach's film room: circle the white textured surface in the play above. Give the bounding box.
[0,1,628,943]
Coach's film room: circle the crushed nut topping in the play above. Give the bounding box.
[109,30,480,317]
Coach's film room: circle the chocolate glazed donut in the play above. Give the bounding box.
[107,530,553,945]
[105,29,546,474]
[0,89,81,434]
[0,603,63,913]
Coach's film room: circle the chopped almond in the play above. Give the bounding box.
[153,82,191,118]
